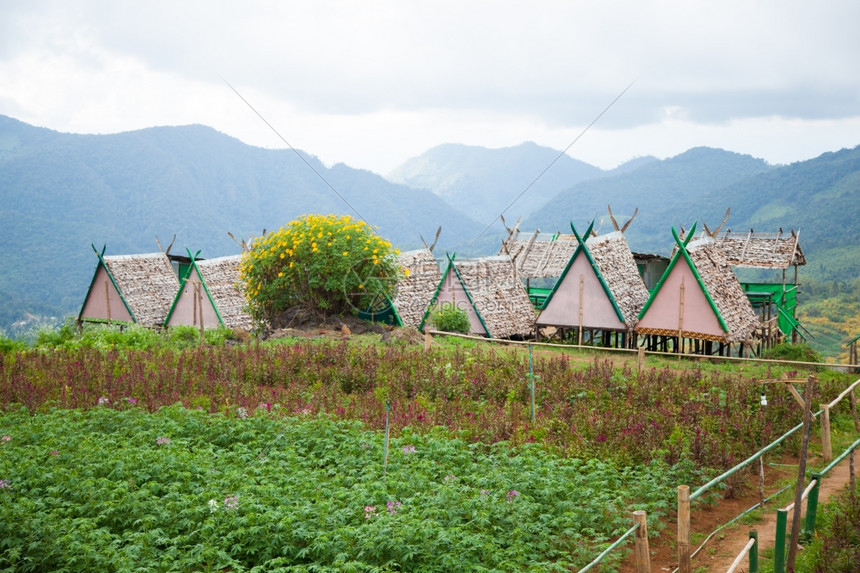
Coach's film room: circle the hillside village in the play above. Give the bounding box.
[78,203,813,362]
[2,117,859,360]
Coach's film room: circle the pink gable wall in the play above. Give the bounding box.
[537,253,625,330]
[165,268,222,328]
[637,261,724,337]
[80,266,134,322]
[433,269,488,336]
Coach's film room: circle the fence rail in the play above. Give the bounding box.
[678,375,859,573]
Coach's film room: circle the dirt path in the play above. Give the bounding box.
[698,453,853,573]
[637,451,855,572]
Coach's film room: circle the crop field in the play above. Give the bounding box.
[0,338,852,571]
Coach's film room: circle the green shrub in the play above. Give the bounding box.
[428,302,471,333]
[0,330,25,353]
[794,483,859,572]
[239,214,401,321]
[760,342,823,363]
[33,318,79,348]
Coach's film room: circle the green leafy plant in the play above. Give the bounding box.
[760,342,823,363]
[428,302,470,334]
[239,214,401,321]
[0,405,687,572]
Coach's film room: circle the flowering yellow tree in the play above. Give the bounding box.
[239,214,400,321]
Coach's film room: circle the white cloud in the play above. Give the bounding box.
[1,0,858,174]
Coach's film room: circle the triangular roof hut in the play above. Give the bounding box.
[164,252,254,331]
[420,255,534,338]
[537,221,650,334]
[78,246,180,327]
[391,249,442,328]
[636,224,760,345]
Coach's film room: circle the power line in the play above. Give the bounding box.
[470,79,638,248]
[221,77,378,237]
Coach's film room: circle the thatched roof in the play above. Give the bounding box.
[501,228,579,278]
[586,231,651,326]
[83,252,180,327]
[392,249,442,328]
[192,255,254,330]
[687,237,760,341]
[717,229,806,269]
[637,231,760,343]
[425,255,535,338]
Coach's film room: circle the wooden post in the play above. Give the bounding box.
[638,346,645,374]
[786,375,816,571]
[192,282,198,327]
[850,447,855,495]
[424,330,431,351]
[678,281,685,358]
[104,280,111,324]
[678,485,691,573]
[578,274,584,346]
[819,403,832,462]
[758,456,766,507]
[850,388,860,432]
[197,283,205,344]
[633,510,651,573]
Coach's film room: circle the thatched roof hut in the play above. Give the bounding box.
[391,249,442,328]
[716,229,806,269]
[420,255,535,338]
[164,253,253,330]
[79,246,180,327]
[637,225,760,344]
[538,223,650,331]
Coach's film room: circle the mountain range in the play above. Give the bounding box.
[1,114,858,335]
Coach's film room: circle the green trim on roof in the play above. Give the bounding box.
[418,253,454,331]
[538,220,625,324]
[847,333,860,346]
[189,250,225,328]
[671,226,728,333]
[418,253,491,337]
[79,244,137,323]
[637,224,728,333]
[540,221,626,324]
[164,249,225,328]
[448,253,492,338]
[638,224,698,320]
[574,222,625,323]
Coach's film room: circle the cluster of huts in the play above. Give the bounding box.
[79,209,806,357]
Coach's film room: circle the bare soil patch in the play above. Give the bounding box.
[619,451,856,572]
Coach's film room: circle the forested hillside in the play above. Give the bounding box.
[0,116,484,333]
[2,114,858,356]
[387,141,612,224]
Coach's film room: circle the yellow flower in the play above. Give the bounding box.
[278,272,283,278]
[343,251,349,256]
[404,269,411,277]
[358,284,364,289]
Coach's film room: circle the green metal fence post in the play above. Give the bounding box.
[749,530,758,573]
[774,508,787,573]
[803,474,821,542]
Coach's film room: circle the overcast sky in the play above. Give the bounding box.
[2,1,858,175]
